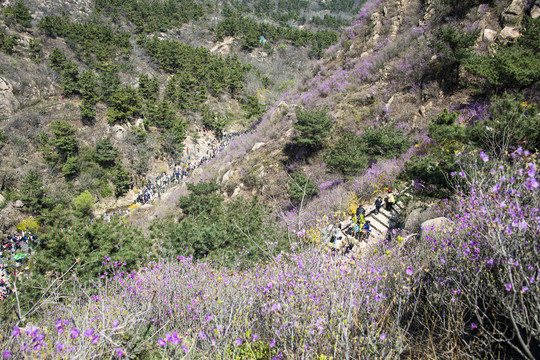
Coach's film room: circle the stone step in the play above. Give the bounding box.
[370,213,389,232]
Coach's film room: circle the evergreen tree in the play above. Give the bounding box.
[325,132,368,176]
[107,85,141,124]
[0,30,18,55]
[79,99,96,124]
[292,108,333,151]
[138,73,159,102]
[50,121,78,161]
[112,164,131,196]
[95,137,118,168]
[431,27,479,85]
[19,170,50,215]
[3,1,32,28]
[48,48,67,71]
[153,100,176,129]
[62,156,79,178]
[79,70,99,103]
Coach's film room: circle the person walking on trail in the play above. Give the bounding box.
[362,221,371,241]
[356,205,366,218]
[386,190,396,211]
[374,196,383,215]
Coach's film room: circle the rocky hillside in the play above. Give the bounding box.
[0,0,366,233]
[137,0,539,231]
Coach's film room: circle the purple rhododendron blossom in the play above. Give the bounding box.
[406,267,413,276]
[505,283,512,291]
[70,328,79,339]
[11,326,19,338]
[479,151,489,162]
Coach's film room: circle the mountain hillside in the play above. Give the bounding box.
[0,0,539,358]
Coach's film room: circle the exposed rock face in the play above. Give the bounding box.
[0,202,25,232]
[501,0,526,27]
[532,0,540,19]
[499,26,521,41]
[0,77,19,116]
[14,200,24,208]
[0,194,5,204]
[252,142,265,151]
[482,28,497,43]
[2,0,94,21]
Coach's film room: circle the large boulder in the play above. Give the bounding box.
[420,217,451,240]
[532,0,540,19]
[499,26,520,42]
[482,28,497,43]
[501,0,526,27]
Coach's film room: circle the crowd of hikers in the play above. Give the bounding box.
[135,130,241,205]
[102,130,245,221]
[0,231,38,301]
[325,190,399,254]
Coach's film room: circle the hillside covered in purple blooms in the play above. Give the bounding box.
[0,0,539,358]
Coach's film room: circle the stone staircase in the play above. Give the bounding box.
[365,198,405,238]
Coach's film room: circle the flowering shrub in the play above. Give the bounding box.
[403,149,540,358]
[2,246,417,358]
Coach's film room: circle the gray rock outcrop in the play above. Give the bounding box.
[501,0,526,27]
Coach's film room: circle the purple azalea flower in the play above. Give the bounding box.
[505,283,512,291]
[459,171,466,178]
[84,329,94,338]
[235,338,243,346]
[56,326,64,335]
[479,151,489,162]
[11,326,20,338]
[56,342,64,352]
[115,348,124,357]
[3,350,11,358]
[70,328,79,339]
[406,267,413,276]
[158,339,167,347]
[270,338,276,348]
[253,334,259,341]
[91,335,100,345]
[25,326,39,337]
[112,320,119,328]
[522,286,529,293]
[471,323,477,329]
[380,333,386,340]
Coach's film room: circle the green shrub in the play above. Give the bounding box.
[72,190,94,217]
[16,218,39,233]
[465,17,540,90]
[325,132,368,176]
[154,182,286,266]
[467,94,539,155]
[32,217,153,283]
[288,173,319,204]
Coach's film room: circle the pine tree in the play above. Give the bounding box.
[95,137,118,168]
[19,170,50,214]
[292,108,333,151]
[50,121,78,161]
